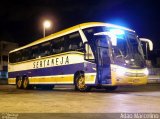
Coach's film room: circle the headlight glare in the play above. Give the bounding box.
[116,67,126,76]
[144,68,149,76]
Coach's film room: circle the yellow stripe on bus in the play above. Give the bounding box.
[30,76,74,84]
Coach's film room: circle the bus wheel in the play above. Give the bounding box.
[22,77,30,89]
[75,74,91,92]
[104,86,118,92]
[16,77,23,89]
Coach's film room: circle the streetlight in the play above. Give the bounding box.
[43,20,51,37]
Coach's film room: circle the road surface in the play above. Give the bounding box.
[0,84,160,114]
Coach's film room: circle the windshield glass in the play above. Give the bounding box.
[112,32,145,68]
[83,27,146,68]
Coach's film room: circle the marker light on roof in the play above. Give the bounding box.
[109,29,125,35]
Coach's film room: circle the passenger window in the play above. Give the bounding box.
[66,32,84,52]
[21,49,29,61]
[40,42,51,57]
[31,46,39,59]
[15,51,21,62]
[51,37,65,54]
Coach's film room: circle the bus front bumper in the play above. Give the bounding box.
[112,76,148,86]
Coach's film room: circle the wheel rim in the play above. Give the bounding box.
[77,76,86,90]
[17,79,22,88]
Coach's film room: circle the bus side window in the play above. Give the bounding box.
[20,49,30,61]
[21,50,26,61]
[67,32,84,52]
[15,51,21,62]
[31,46,39,59]
[51,37,65,54]
[40,42,51,57]
[85,43,95,61]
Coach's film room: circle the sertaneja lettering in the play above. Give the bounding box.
[33,56,69,69]
[60,57,63,64]
[56,58,59,65]
[47,60,50,66]
[36,62,39,68]
[44,60,46,67]
[33,62,35,68]
[65,56,69,64]
[40,61,42,67]
[51,59,54,66]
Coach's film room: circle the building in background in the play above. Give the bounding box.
[0,41,18,79]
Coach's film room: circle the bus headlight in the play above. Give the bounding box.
[144,68,149,76]
[116,67,126,76]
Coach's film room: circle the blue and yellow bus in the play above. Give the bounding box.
[8,22,153,91]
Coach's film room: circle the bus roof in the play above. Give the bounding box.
[10,22,135,53]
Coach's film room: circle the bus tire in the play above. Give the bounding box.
[16,76,23,89]
[75,73,91,92]
[22,76,30,89]
[104,86,118,92]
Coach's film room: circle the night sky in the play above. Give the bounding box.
[0,0,160,50]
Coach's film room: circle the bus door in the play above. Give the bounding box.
[96,36,111,84]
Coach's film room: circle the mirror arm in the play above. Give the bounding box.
[139,38,153,51]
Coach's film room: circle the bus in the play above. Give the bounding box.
[8,22,153,91]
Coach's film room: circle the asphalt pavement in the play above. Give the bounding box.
[0,84,160,119]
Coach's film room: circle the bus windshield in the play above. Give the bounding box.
[83,27,146,69]
[112,32,145,68]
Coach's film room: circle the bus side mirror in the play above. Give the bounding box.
[139,38,153,51]
[84,42,95,61]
